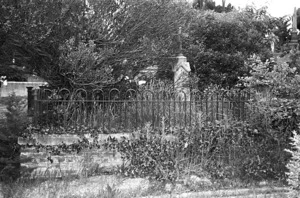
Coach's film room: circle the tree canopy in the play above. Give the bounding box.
[184,7,277,88]
[0,0,293,90]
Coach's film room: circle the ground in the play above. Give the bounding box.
[0,175,290,198]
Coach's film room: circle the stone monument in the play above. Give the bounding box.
[173,27,191,100]
[288,7,299,49]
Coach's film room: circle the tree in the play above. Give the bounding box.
[184,8,275,89]
[1,0,195,88]
[58,38,116,88]
[271,16,291,52]
[0,0,87,83]
[57,0,194,88]
[1,0,281,90]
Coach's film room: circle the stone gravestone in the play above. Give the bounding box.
[173,27,191,101]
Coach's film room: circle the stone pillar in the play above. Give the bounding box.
[173,54,191,101]
[33,89,39,126]
[26,87,33,116]
[288,7,299,49]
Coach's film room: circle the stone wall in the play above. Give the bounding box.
[18,133,130,178]
[0,81,47,97]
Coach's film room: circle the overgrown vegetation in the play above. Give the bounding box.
[1,0,300,197]
[18,53,300,184]
[104,119,291,184]
[4,54,300,190]
[0,93,29,182]
[286,131,300,198]
[1,0,296,90]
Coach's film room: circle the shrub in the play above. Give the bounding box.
[242,98,298,181]
[286,130,300,197]
[105,123,184,182]
[237,54,300,182]
[0,93,29,182]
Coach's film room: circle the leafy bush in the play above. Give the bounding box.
[237,53,300,182]
[286,130,300,197]
[187,9,274,90]
[0,93,29,182]
[105,123,184,182]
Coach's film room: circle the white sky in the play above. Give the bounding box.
[214,0,300,17]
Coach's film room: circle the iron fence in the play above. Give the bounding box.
[27,87,251,133]
[25,87,288,182]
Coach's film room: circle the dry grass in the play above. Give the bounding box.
[0,175,290,198]
[1,176,131,198]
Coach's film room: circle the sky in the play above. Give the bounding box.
[214,0,300,17]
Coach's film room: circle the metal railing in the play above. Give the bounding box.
[27,87,251,133]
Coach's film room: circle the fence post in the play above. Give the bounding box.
[26,87,33,116]
[33,89,39,126]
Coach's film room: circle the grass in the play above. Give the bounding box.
[0,176,290,198]
[0,162,291,198]
[0,174,161,198]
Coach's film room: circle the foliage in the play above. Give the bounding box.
[186,9,275,89]
[0,93,29,182]
[0,0,195,88]
[59,38,116,88]
[82,0,193,86]
[271,16,291,52]
[241,54,300,95]
[20,85,296,183]
[238,53,300,181]
[99,184,120,198]
[22,135,97,156]
[5,94,28,135]
[1,0,286,90]
[285,130,300,197]
[105,126,184,182]
[103,117,286,183]
[0,0,87,82]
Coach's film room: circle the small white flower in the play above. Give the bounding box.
[184,142,188,148]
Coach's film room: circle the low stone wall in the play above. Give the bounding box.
[0,81,47,97]
[18,133,130,178]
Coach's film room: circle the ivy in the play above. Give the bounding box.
[21,135,101,157]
